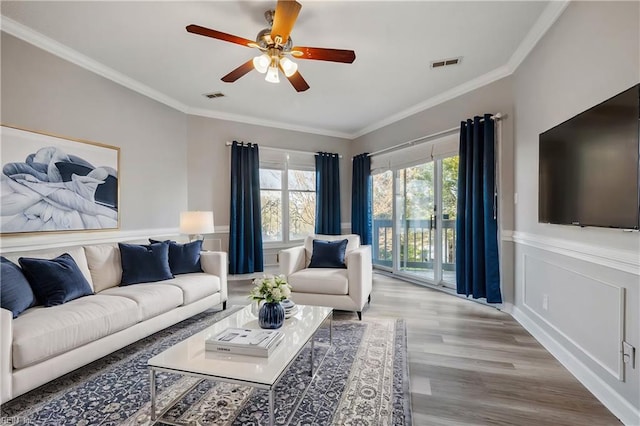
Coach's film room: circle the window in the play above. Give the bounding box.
[260,166,315,243]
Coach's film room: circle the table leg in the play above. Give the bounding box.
[149,369,156,421]
[269,388,275,426]
[310,337,314,377]
[329,314,333,346]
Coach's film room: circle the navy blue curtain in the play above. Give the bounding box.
[229,141,263,274]
[455,115,502,303]
[315,152,341,235]
[351,153,372,245]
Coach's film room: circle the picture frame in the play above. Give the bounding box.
[1,125,120,235]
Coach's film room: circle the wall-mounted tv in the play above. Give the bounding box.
[538,84,640,230]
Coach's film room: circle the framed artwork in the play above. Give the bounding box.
[1,125,120,235]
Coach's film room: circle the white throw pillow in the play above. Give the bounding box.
[84,244,122,293]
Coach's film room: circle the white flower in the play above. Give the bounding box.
[271,287,282,301]
[250,274,290,303]
[282,286,291,298]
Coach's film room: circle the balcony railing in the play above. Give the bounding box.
[372,218,456,271]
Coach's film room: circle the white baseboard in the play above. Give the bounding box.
[500,302,514,314]
[511,305,640,426]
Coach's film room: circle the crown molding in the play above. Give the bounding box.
[0,16,190,114]
[506,0,570,72]
[352,1,570,139]
[1,1,570,141]
[186,107,352,139]
[351,65,512,139]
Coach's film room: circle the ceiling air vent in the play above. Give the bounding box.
[431,57,462,69]
[203,92,225,99]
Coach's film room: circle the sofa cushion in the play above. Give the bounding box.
[84,243,122,292]
[0,257,36,318]
[309,239,348,268]
[2,246,94,291]
[12,294,139,369]
[100,283,183,321]
[150,239,203,275]
[289,268,349,295]
[163,273,221,305]
[119,242,173,285]
[18,253,94,307]
[304,234,360,267]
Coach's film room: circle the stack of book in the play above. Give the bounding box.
[282,299,298,318]
[205,328,283,357]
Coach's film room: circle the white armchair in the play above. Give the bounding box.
[279,234,372,320]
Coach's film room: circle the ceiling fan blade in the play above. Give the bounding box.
[186,24,255,48]
[221,59,255,83]
[281,67,310,92]
[270,0,302,46]
[291,46,356,63]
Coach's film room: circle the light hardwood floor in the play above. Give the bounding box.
[227,273,621,426]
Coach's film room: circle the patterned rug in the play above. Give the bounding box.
[1,307,411,426]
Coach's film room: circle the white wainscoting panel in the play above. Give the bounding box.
[522,254,625,381]
[513,231,639,275]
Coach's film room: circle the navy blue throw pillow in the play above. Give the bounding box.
[148,239,203,274]
[308,239,348,268]
[119,242,173,285]
[18,254,93,307]
[1,257,36,318]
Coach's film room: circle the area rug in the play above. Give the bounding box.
[1,307,411,425]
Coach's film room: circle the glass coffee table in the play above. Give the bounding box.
[148,304,333,426]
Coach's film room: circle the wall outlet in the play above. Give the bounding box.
[623,341,636,369]
[542,294,549,311]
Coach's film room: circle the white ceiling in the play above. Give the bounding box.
[1,1,565,139]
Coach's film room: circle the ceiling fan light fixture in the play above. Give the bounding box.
[279,57,298,77]
[253,54,270,73]
[265,65,280,83]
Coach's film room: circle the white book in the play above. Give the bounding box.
[205,328,284,357]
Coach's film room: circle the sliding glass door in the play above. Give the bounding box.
[372,154,458,288]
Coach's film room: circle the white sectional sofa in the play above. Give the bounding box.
[0,241,227,403]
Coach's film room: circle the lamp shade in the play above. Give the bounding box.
[179,211,215,235]
[279,57,298,77]
[265,65,280,83]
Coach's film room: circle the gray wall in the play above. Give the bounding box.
[512,1,640,419]
[351,77,517,305]
[1,33,188,234]
[186,115,352,258]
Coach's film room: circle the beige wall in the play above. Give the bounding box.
[512,1,640,420]
[1,33,188,233]
[186,115,352,254]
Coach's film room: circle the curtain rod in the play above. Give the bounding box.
[367,113,505,158]
[225,141,343,159]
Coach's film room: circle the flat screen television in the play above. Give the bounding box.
[538,84,640,230]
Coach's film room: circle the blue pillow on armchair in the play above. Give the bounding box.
[18,253,93,307]
[1,257,36,317]
[119,241,173,285]
[149,239,203,275]
[308,239,348,268]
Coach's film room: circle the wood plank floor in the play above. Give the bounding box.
[227,273,621,426]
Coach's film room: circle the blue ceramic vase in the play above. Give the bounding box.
[259,302,285,329]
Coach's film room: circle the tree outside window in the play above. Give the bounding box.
[260,167,315,243]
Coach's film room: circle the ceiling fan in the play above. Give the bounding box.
[186,0,356,92]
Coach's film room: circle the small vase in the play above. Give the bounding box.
[259,302,285,329]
